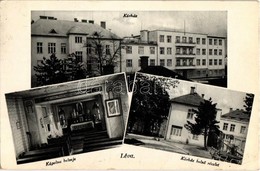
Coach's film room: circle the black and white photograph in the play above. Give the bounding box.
[125,72,254,165]
[31,11,227,88]
[5,73,130,164]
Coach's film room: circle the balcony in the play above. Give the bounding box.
[175,53,196,58]
[175,41,196,47]
[175,64,196,69]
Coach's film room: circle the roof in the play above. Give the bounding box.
[170,92,205,107]
[31,19,121,39]
[221,109,250,122]
[139,66,190,81]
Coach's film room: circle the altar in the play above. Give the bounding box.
[70,121,94,131]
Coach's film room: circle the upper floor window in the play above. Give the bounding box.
[189,37,193,43]
[196,48,200,55]
[126,59,132,67]
[126,46,132,54]
[48,43,56,54]
[240,126,246,134]
[61,43,66,54]
[202,49,206,55]
[187,109,194,119]
[219,59,223,65]
[189,48,193,55]
[105,45,110,55]
[202,59,206,66]
[219,49,223,55]
[160,47,165,55]
[37,42,43,54]
[230,124,236,132]
[167,59,172,66]
[75,36,82,43]
[214,39,217,45]
[214,59,218,65]
[167,36,172,43]
[160,59,165,66]
[150,59,155,66]
[209,49,213,55]
[209,59,213,65]
[176,47,180,54]
[150,47,155,54]
[196,59,200,66]
[160,35,164,42]
[167,47,172,55]
[176,59,180,66]
[182,36,187,43]
[202,38,206,45]
[86,44,92,54]
[219,39,223,46]
[223,123,228,131]
[196,38,200,44]
[138,46,144,54]
[176,36,180,43]
[214,49,218,55]
[209,39,212,45]
[75,51,83,62]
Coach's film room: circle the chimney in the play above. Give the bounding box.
[74,18,78,22]
[48,16,54,20]
[101,21,106,29]
[40,16,47,19]
[140,30,149,42]
[81,19,87,23]
[190,87,195,94]
[201,94,205,99]
[89,20,94,24]
[140,56,149,70]
[229,108,233,112]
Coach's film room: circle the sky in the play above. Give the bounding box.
[32,11,227,38]
[167,79,249,115]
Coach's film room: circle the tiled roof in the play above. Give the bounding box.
[139,66,190,81]
[31,19,121,39]
[221,109,249,122]
[170,93,204,107]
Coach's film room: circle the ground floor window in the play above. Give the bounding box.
[192,134,199,140]
[170,125,182,136]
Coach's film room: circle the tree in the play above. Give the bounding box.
[184,98,220,149]
[127,73,179,136]
[65,53,87,81]
[33,54,67,86]
[243,93,254,116]
[85,31,122,75]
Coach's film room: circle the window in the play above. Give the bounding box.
[182,36,187,43]
[189,59,193,66]
[189,48,193,54]
[240,126,246,134]
[167,36,172,43]
[160,47,165,54]
[160,35,164,42]
[202,59,206,66]
[87,44,92,54]
[196,59,200,66]
[196,48,200,55]
[219,59,222,65]
[214,39,217,45]
[176,47,180,54]
[209,59,212,65]
[219,39,223,46]
[219,49,222,55]
[61,43,66,54]
[150,47,155,54]
[202,49,206,55]
[176,36,180,43]
[230,124,236,132]
[202,38,206,45]
[150,59,155,66]
[187,109,194,119]
[37,42,43,54]
[160,59,165,66]
[170,126,182,136]
[167,47,172,55]
[183,59,187,66]
[75,36,82,43]
[214,59,217,65]
[183,48,187,55]
[126,46,132,54]
[126,59,132,67]
[189,37,193,43]
[192,134,199,140]
[138,46,144,54]
[209,39,212,45]
[196,38,200,44]
[105,45,110,55]
[48,43,56,54]
[209,49,213,55]
[167,59,172,66]
[75,51,83,62]
[214,49,218,55]
[176,59,180,66]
